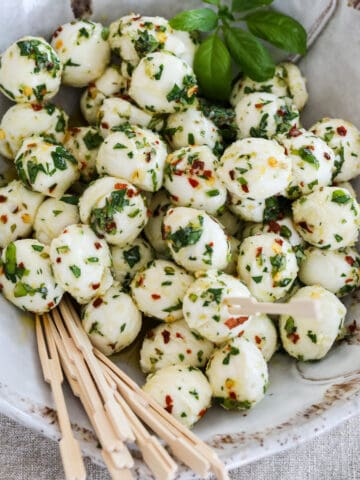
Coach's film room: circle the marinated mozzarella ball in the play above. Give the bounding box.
[131,259,193,322]
[142,365,211,428]
[223,236,241,275]
[33,197,79,245]
[237,233,298,302]
[279,285,346,361]
[0,36,62,103]
[206,337,268,410]
[242,314,278,362]
[15,136,79,198]
[50,224,112,304]
[0,103,68,159]
[183,270,251,344]
[129,52,198,114]
[242,216,305,247]
[299,247,360,297]
[143,189,171,255]
[311,118,360,182]
[235,93,299,139]
[228,193,266,222]
[79,176,147,246]
[140,319,214,373]
[292,187,360,249]
[163,207,230,272]
[96,125,167,191]
[64,127,103,182]
[217,138,291,200]
[0,180,43,248]
[0,239,64,313]
[164,146,226,214]
[51,20,110,87]
[82,283,142,356]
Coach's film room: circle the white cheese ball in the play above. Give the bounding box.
[33,197,79,245]
[206,337,268,410]
[96,125,167,192]
[283,62,308,111]
[311,118,360,182]
[50,223,112,304]
[223,236,241,275]
[82,283,141,356]
[241,314,278,362]
[292,187,360,249]
[299,247,360,297]
[131,259,193,322]
[228,193,266,223]
[279,285,346,361]
[51,20,110,87]
[129,52,198,114]
[237,233,298,302]
[163,207,230,272]
[142,365,211,428]
[143,189,171,255]
[183,270,251,344]
[164,145,226,214]
[15,136,79,198]
[0,239,64,313]
[140,319,214,373]
[0,36,62,103]
[217,138,291,200]
[0,180,43,248]
[0,103,68,159]
[79,176,147,246]
[242,216,305,247]
[235,93,299,139]
[215,207,242,236]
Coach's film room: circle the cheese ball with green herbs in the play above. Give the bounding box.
[131,259,193,322]
[0,36,62,103]
[0,239,64,313]
[242,215,305,248]
[279,285,346,361]
[292,187,360,250]
[82,283,142,356]
[241,314,278,362]
[206,337,268,410]
[143,189,171,255]
[228,193,266,223]
[142,365,211,428]
[51,20,110,87]
[50,223,112,304]
[163,206,230,272]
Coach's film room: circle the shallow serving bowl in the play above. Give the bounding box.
[0,0,360,478]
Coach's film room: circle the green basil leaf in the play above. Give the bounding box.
[169,8,218,32]
[245,10,307,55]
[204,0,221,5]
[194,34,232,101]
[223,25,275,81]
[232,0,273,12]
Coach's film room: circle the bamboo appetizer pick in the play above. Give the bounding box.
[225,296,320,318]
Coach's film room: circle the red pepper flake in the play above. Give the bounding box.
[345,278,353,284]
[203,170,212,179]
[255,335,262,345]
[238,330,244,338]
[48,184,57,194]
[175,332,184,339]
[229,170,235,180]
[161,330,170,344]
[324,152,331,160]
[306,145,315,151]
[229,391,237,400]
[0,283,3,291]
[241,184,249,193]
[80,161,87,170]
[165,395,173,413]
[0,195,7,203]
[298,221,313,233]
[69,127,81,134]
[105,221,116,232]
[225,316,248,329]
[92,283,100,290]
[188,178,199,188]
[198,408,207,418]
[114,183,127,190]
[288,125,302,137]
[155,140,159,145]
[209,242,214,247]
[47,301,54,309]
[192,160,205,170]
[94,242,102,250]
[145,152,151,163]
[0,214,8,224]
[146,209,152,217]
[56,257,61,263]
[255,103,264,109]
[276,108,285,116]
[92,297,103,308]
[299,181,305,187]
[348,320,357,334]
[337,125,347,136]
[171,194,179,202]
[268,221,281,234]
[101,122,109,129]
[63,229,68,233]
[12,206,19,214]
[31,103,43,111]
[151,293,161,300]
[146,329,154,339]
[137,276,144,287]
[186,349,192,354]
[275,238,283,246]
[127,189,135,198]
[345,256,355,266]
[19,262,25,269]
[289,332,300,344]
[256,247,263,257]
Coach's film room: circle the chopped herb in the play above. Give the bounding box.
[222,346,240,365]
[331,189,351,204]
[83,130,103,150]
[69,265,81,278]
[307,330,317,343]
[86,257,99,263]
[201,287,223,306]
[284,316,296,335]
[113,143,127,149]
[163,299,183,313]
[250,113,269,138]
[165,215,204,252]
[154,64,164,80]
[252,276,263,283]
[123,245,140,268]
[189,389,199,400]
[101,27,110,41]
[206,189,220,197]
[89,321,104,336]
[31,244,44,252]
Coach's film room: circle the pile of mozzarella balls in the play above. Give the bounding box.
[0,14,359,429]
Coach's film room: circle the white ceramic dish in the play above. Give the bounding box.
[1,1,360,478]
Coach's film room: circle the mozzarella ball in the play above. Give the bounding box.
[142,365,211,428]
[164,146,226,214]
[129,52,198,114]
[228,193,266,222]
[299,247,360,297]
[0,239,63,313]
[82,283,141,356]
[282,62,308,111]
[143,189,171,255]
[0,180,43,248]
[96,125,167,192]
[50,224,112,304]
[279,285,346,361]
[79,176,147,246]
[163,207,230,272]
[292,187,360,249]
[0,103,68,159]
[51,20,110,87]
[215,207,242,236]
[242,216,305,247]
[223,236,241,275]
[241,314,278,362]
[183,270,251,344]
[15,136,79,198]
[0,36,62,103]
[217,138,291,200]
[311,118,360,182]
[140,319,214,373]
[206,337,268,410]
[237,233,298,302]
[33,197,79,245]
[131,259,193,322]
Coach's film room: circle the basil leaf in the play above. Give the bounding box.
[194,34,232,101]
[169,8,218,32]
[245,10,307,55]
[223,25,275,81]
[232,0,273,11]
[204,0,221,5]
